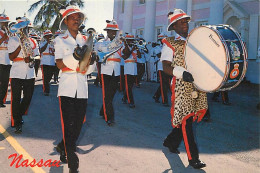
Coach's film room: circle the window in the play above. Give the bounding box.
[139,0,145,4]
[195,21,208,27]
[136,28,144,38]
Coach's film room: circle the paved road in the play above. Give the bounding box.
[0,71,259,173]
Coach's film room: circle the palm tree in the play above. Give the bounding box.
[28,0,84,32]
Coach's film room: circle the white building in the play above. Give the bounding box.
[113,0,260,84]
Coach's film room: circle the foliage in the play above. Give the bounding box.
[28,0,84,32]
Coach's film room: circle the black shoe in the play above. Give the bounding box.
[223,101,231,105]
[163,103,169,107]
[0,104,6,108]
[163,140,180,154]
[189,159,206,169]
[69,168,79,173]
[106,120,115,127]
[152,96,160,103]
[55,145,67,163]
[21,119,24,124]
[129,103,135,108]
[15,125,22,134]
[122,98,127,104]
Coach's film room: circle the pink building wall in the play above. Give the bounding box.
[156,15,166,26]
[156,0,168,11]
[133,4,146,15]
[192,8,210,21]
[240,1,259,14]
[132,18,146,28]
[192,0,209,4]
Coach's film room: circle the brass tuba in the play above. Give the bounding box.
[101,30,124,64]
[10,19,35,68]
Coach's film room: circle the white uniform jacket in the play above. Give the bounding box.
[160,34,185,62]
[123,45,137,75]
[160,34,186,83]
[40,40,55,66]
[0,30,11,65]
[94,37,121,76]
[54,30,95,99]
[8,36,39,79]
[136,49,146,64]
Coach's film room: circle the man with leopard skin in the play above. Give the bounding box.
[161,9,208,169]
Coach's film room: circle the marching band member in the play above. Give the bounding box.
[8,16,39,134]
[122,33,141,108]
[40,29,55,96]
[94,33,104,87]
[54,6,95,173]
[150,42,160,82]
[29,32,41,77]
[53,30,62,83]
[161,9,207,169]
[0,13,11,108]
[136,38,148,88]
[95,20,121,126]
[153,33,171,106]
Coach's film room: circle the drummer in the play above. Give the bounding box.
[161,9,207,169]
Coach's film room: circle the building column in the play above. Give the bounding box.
[113,0,119,21]
[176,0,188,12]
[209,0,224,24]
[122,0,133,34]
[248,14,259,60]
[144,0,156,42]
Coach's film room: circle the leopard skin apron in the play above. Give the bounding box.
[164,37,208,128]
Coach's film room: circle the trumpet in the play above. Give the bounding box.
[132,38,147,51]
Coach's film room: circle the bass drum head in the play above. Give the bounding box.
[185,26,227,92]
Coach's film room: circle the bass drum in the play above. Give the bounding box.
[184,25,247,93]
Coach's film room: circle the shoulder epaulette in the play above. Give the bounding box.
[162,36,175,52]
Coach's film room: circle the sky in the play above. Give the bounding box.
[0,0,114,35]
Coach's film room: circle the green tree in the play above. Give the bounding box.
[28,0,84,32]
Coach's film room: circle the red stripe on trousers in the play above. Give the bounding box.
[125,75,130,103]
[101,74,108,121]
[182,113,195,160]
[58,97,68,156]
[83,115,86,124]
[10,79,14,127]
[159,71,165,103]
[41,65,45,92]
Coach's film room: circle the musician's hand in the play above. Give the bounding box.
[73,44,88,61]
[172,66,194,82]
[183,71,194,82]
[24,56,30,63]
[90,52,98,65]
[3,33,8,40]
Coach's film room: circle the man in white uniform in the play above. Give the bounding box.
[95,20,121,126]
[0,13,11,108]
[122,33,141,108]
[54,6,95,173]
[8,16,39,134]
[153,34,171,106]
[40,29,55,96]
